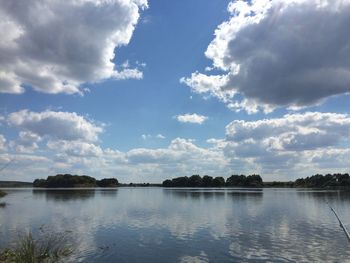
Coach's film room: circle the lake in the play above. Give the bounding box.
[0,188,350,262]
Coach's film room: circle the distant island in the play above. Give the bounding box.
[1,173,349,189]
[162,174,263,187]
[33,174,119,188]
[162,173,350,189]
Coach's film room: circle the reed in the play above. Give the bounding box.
[0,190,6,198]
[0,232,73,263]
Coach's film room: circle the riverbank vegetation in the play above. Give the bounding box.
[0,181,32,188]
[294,173,350,188]
[163,174,263,187]
[33,174,119,188]
[0,190,6,208]
[5,173,350,189]
[0,232,73,263]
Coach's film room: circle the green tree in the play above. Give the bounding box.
[188,175,202,187]
[212,177,225,187]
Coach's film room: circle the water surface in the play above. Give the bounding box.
[0,188,349,262]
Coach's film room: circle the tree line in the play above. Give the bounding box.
[294,173,350,188]
[31,173,350,188]
[162,174,263,187]
[33,174,119,188]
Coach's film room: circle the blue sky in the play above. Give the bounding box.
[1,0,350,183]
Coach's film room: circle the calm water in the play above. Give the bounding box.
[0,188,350,262]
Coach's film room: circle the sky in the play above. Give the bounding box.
[1,0,350,183]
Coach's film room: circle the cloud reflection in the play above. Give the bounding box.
[1,188,350,262]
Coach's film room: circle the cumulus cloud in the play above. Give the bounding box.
[175,113,208,124]
[0,0,147,94]
[182,0,350,112]
[222,112,350,174]
[10,131,41,153]
[47,140,103,157]
[226,112,350,150]
[4,109,350,181]
[8,110,103,142]
[127,138,225,165]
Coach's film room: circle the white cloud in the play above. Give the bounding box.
[10,131,41,153]
[127,138,224,165]
[3,110,350,182]
[47,140,103,157]
[175,113,208,124]
[141,133,166,140]
[0,0,147,94]
[8,110,103,142]
[0,134,6,151]
[225,112,350,150]
[156,134,165,139]
[182,0,350,112]
[180,73,233,103]
[222,111,350,175]
[0,136,229,182]
[112,68,143,80]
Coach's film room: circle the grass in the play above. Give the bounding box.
[0,232,73,263]
[0,191,6,208]
[0,190,7,198]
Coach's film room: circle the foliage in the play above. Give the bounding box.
[33,174,119,188]
[212,177,226,187]
[263,181,294,188]
[162,175,262,187]
[294,173,350,188]
[188,175,202,187]
[33,179,47,188]
[202,175,213,187]
[0,181,32,188]
[0,232,73,263]
[226,174,263,187]
[96,178,119,187]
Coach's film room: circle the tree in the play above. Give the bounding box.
[171,176,189,187]
[188,175,202,187]
[212,177,225,187]
[245,174,263,187]
[162,179,172,187]
[33,174,119,188]
[97,178,119,187]
[202,175,213,187]
[33,179,47,188]
[226,175,245,187]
